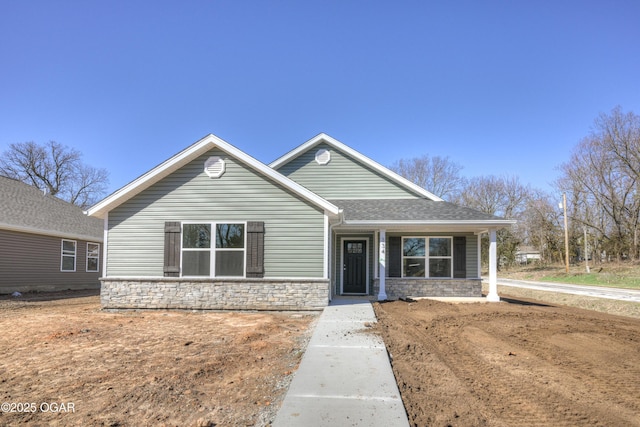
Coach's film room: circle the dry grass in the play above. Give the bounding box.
[483,282,640,319]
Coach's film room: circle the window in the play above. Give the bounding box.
[61,239,77,272]
[87,243,100,272]
[402,237,452,278]
[182,223,245,277]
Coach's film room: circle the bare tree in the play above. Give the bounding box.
[558,107,640,260]
[389,154,464,200]
[0,141,109,209]
[457,175,532,267]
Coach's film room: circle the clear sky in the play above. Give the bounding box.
[1,1,639,196]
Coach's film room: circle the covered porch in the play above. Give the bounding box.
[328,199,514,302]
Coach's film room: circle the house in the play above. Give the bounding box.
[0,176,103,294]
[87,134,514,310]
[515,245,541,264]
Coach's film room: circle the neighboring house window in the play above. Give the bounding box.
[87,243,100,272]
[61,239,77,272]
[182,223,245,277]
[402,237,452,278]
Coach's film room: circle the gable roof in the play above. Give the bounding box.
[269,133,444,202]
[331,199,515,232]
[0,176,103,241]
[86,134,341,219]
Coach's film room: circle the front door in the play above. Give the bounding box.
[343,240,367,294]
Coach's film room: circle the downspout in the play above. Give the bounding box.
[327,209,345,302]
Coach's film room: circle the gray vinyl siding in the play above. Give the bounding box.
[0,228,101,293]
[275,143,421,199]
[466,234,479,278]
[107,149,326,278]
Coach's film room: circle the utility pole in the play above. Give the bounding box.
[562,193,569,273]
[584,226,590,273]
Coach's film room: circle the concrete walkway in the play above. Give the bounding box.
[273,297,409,427]
[497,278,640,303]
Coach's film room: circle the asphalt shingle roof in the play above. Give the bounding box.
[330,198,506,222]
[0,176,103,240]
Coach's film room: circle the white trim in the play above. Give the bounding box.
[103,214,109,277]
[269,133,444,201]
[339,237,370,295]
[86,134,340,219]
[342,219,515,227]
[477,233,482,280]
[487,228,500,302]
[323,214,329,279]
[378,230,387,300]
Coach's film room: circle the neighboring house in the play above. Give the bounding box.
[87,134,514,310]
[515,246,541,264]
[0,176,103,293]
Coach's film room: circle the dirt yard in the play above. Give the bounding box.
[0,291,317,426]
[373,297,640,427]
[2,291,640,427]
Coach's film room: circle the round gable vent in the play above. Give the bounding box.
[204,156,226,178]
[315,148,331,165]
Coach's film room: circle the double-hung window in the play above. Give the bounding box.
[61,239,77,272]
[181,223,245,277]
[402,237,452,278]
[87,243,100,272]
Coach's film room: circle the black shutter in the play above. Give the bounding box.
[164,221,181,277]
[453,236,466,278]
[246,221,265,278]
[387,236,402,278]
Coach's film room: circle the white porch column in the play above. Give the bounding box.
[378,229,387,301]
[487,228,500,302]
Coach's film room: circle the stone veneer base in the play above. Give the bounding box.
[372,278,482,300]
[101,277,330,311]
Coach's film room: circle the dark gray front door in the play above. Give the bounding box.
[343,240,367,294]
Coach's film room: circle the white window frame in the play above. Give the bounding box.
[61,239,77,272]
[86,242,100,272]
[181,221,247,278]
[401,236,453,278]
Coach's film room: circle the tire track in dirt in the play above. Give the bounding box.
[373,299,640,427]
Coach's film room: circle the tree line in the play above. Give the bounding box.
[390,106,640,266]
[2,106,637,266]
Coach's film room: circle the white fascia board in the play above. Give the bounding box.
[339,219,516,232]
[0,222,103,242]
[87,134,340,218]
[269,133,444,202]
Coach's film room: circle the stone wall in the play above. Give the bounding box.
[372,278,482,299]
[101,278,330,311]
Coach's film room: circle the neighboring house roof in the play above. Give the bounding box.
[332,199,515,232]
[86,134,341,219]
[0,175,103,241]
[269,133,444,202]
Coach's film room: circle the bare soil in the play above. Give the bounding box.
[0,290,317,427]
[3,290,639,427]
[373,297,640,427]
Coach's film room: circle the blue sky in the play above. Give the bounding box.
[2,1,639,196]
